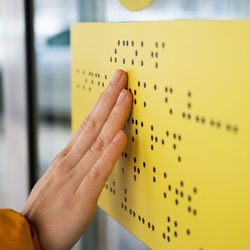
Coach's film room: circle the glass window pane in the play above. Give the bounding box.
[34,0,250,249]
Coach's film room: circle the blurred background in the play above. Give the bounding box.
[0,0,250,249]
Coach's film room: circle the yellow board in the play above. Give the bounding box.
[71,21,250,249]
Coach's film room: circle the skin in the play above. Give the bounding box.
[22,70,132,250]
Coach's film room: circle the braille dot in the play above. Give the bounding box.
[175,189,179,195]
[188,102,191,108]
[151,135,154,141]
[152,225,155,231]
[137,168,140,174]
[178,156,182,162]
[138,81,141,87]
[166,131,169,136]
[169,109,173,115]
[118,40,120,46]
[182,112,186,118]
[187,113,191,119]
[110,187,112,192]
[174,231,177,237]
[180,191,184,197]
[180,181,184,187]
[148,222,151,228]
[123,58,125,64]
[164,172,167,178]
[110,57,112,62]
[167,216,171,222]
[153,167,156,173]
[173,133,176,139]
[153,176,156,182]
[174,221,178,227]
[178,135,182,141]
[164,192,167,198]
[113,189,115,194]
[165,97,168,103]
[163,233,166,239]
[155,52,158,58]
[155,42,158,48]
[187,229,190,235]
[102,82,104,87]
[132,118,134,124]
[134,175,136,181]
[132,136,134,142]
[173,144,176,150]
[155,62,158,68]
[129,209,132,215]
[133,211,135,217]
[113,181,115,186]
[131,59,134,65]
[123,40,125,46]
[175,199,179,205]
[133,166,136,172]
[154,84,157,90]
[188,196,192,201]
[141,122,144,127]
[161,139,165,145]
[162,42,165,48]
[135,50,138,56]
[126,40,129,46]
[134,157,136,163]
[121,202,123,208]
[115,57,117,63]
[134,99,137,104]
[115,49,117,54]
[151,51,154,57]
[131,41,134,46]
[143,101,146,107]
[170,88,173,93]
[210,120,215,126]
[233,126,238,133]
[201,118,206,123]
[167,226,170,232]
[122,168,124,174]
[143,162,146,168]
[105,74,107,79]
[134,89,137,95]
[187,91,192,97]
[105,184,108,189]
[142,218,145,224]
[165,87,168,92]
[124,188,127,194]
[141,60,144,66]
[151,125,154,131]
[168,185,171,191]
[193,209,197,215]
[141,41,144,47]
[196,116,199,122]
[193,187,197,193]
[188,206,191,212]
[217,122,221,128]
[155,136,158,142]
[125,153,127,158]
[138,215,141,221]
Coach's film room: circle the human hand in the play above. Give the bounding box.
[23,70,132,250]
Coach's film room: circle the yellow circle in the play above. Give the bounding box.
[118,0,153,11]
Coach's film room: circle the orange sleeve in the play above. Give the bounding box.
[0,209,40,250]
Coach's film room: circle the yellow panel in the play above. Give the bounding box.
[71,21,250,249]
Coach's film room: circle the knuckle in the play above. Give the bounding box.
[80,115,90,130]
[88,166,102,184]
[90,136,104,152]
[85,117,96,131]
[101,86,112,101]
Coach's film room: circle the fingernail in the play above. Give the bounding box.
[111,70,122,85]
[116,90,126,106]
[112,131,122,144]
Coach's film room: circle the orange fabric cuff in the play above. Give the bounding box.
[0,209,40,250]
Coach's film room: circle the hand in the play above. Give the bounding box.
[23,70,132,250]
